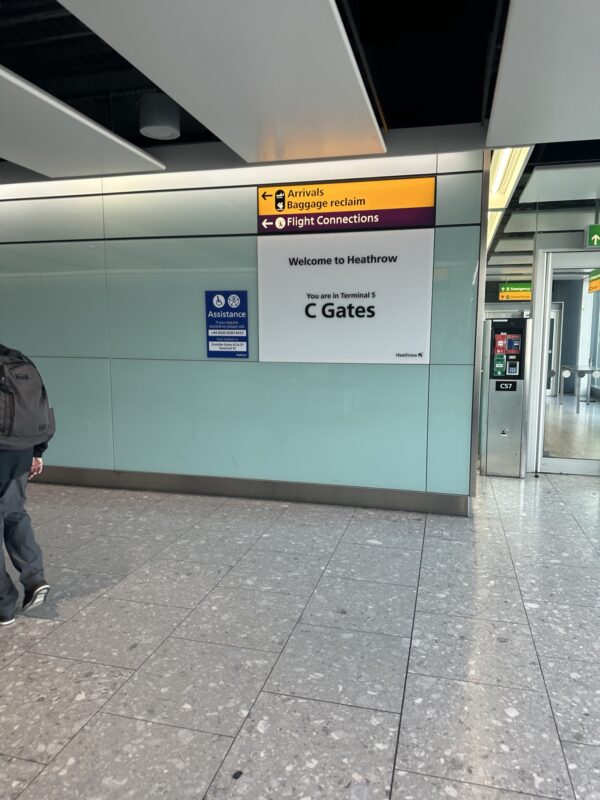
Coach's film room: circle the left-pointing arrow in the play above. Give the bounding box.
[261,192,273,200]
[262,219,273,228]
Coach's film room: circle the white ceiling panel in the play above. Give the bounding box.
[488,255,533,266]
[495,238,534,252]
[487,0,600,147]
[59,0,385,163]
[505,210,596,234]
[487,267,533,279]
[0,65,164,178]
[521,165,600,203]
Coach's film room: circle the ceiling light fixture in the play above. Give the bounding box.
[139,92,180,140]
[487,145,533,249]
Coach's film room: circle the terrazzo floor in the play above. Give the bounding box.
[0,473,599,799]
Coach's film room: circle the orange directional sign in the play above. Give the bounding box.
[590,269,600,293]
[258,177,435,234]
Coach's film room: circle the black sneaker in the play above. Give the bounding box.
[22,583,50,612]
[0,614,16,626]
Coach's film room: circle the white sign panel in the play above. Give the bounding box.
[258,228,434,364]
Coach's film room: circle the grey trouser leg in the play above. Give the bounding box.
[0,473,44,616]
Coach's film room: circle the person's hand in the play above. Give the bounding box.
[29,458,44,480]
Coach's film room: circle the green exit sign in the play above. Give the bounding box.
[586,224,600,248]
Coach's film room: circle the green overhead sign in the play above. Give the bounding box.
[499,282,531,301]
[586,224,600,248]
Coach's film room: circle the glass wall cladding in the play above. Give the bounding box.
[34,357,114,470]
[111,360,429,491]
[435,173,483,227]
[102,187,257,238]
[430,226,480,365]
[0,196,104,242]
[0,242,109,358]
[427,365,474,495]
[106,237,257,360]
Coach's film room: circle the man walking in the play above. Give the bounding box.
[0,344,55,627]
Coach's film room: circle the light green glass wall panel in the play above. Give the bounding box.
[106,237,257,360]
[437,151,483,173]
[0,196,103,242]
[111,360,429,491]
[103,187,256,238]
[0,242,109,358]
[33,357,114,469]
[430,226,480,365]
[435,173,482,226]
[427,365,473,495]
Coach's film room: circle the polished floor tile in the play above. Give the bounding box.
[106,558,228,608]
[542,657,600,746]
[0,617,61,670]
[506,529,600,566]
[425,514,504,543]
[106,637,276,736]
[563,742,600,800]
[252,520,344,557]
[205,692,399,799]
[341,513,424,549]
[526,601,600,663]
[301,576,416,637]
[0,755,42,800]
[392,771,541,799]
[0,653,130,763]
[421,539,515,577]
[11,476,600,798]
[396,673,573,798]
[266,624,409,712]
[47,535,167,577]
[26,565,120,621]
[32,597,187,668]
[326,543,421,586]
[220,549,327,596]
[167,528,256,566]
[416,568,528,624]
[276,503,354,526]
[18,713,230,800]
[144,491,224,517]
[174,587,305,651]
[515,561,600,607]
[409,612,544,691]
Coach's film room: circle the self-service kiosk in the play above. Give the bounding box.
[480,318,530,478]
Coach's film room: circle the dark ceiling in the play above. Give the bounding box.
[0,0,507,151]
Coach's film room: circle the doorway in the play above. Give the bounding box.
[529,248,600,476]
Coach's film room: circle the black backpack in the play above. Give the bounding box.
[0,345,55,451]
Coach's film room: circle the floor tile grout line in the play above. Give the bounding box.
[406,669,547,695]
[168,633,283,656]
[0,750,47,767]
[560,739,600,749]
[292,620,414,640]
[387,506,427,800]
[394,766,574,800]
[200,504,362,800]
[99,709,236,739]
[260,689,402,717]
[413,607,531,627]
[489,478,579,800]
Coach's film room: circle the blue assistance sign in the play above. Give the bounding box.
[205,291,249,359]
